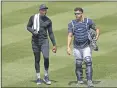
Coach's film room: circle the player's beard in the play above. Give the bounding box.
[45,12,47,15]
[76,15,83,21]
[39,11,47,16]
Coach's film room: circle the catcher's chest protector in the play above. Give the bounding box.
[71,18,89,43]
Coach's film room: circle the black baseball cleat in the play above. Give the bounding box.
[43,76,51,85]
[36,78,42,85]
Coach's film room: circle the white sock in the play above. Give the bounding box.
[36,73,40,78]
[44,70,48,76]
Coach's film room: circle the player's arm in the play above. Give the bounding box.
[47,20,57,53]
[27,16,38,35]
[67,33,73,55]
[95,28,100,40]
[67,22,73,55]
[90,21,100,40]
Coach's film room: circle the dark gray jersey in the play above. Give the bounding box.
[27,15,56,46]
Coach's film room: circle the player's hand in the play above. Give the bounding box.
[94,37,98,41]
[33,30,38,36]
[52,46,57,53]
[67,47,71,55]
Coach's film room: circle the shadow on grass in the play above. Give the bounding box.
[68,80,101,86]
[30,79,58,84]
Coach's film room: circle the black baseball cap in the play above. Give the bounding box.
[39,4,48,10]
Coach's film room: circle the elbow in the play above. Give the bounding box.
[49,32,53,36]
[68,33,73,37]
[27,26,28,30]
[26,25,29,29]
[97,28,100,33]
[27,26,30,31]
[68,35,72,39]
[96,28,100,36]
[96,27,99,31]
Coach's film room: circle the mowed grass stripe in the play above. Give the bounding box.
[104,73,117,79]
[2,3,68,29]
[93,50,117,81]
[2,2,99,46]
[2,2,117,87]
[2,2,98,29]
[2,12,117,63]
[2,2,98,15]
[3,4,115,45]
[95,80,117,87]
[5,50,117,87]
[2,2,117,46]
[2,55,73,87]
[2,2,48,15]
[9,48,117,87]
[2,30,117,87]
[51,29,117,57]
[94,13,117,33]
[2,25,116,64]
[47,2,117,31]
[2,51,117,87]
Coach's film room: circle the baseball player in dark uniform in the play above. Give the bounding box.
[27,4,57,85]
[67,7,100,87]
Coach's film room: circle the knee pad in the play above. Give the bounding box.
[76,59,83,67]
[84,56,92,66]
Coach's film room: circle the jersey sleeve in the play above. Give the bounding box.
[47,20,56,46]
[68,22,73,33]
[27,15,36,34]
[88,19,96,31]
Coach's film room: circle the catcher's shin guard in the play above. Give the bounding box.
[84,56,93,81]
[75,59,83,81]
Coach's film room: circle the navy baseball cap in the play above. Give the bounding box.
[39,4,48,10]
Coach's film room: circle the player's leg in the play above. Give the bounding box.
[73,48,84,84]
[82,46,93,87]
[32,40,41,85]
[41,39,51,85]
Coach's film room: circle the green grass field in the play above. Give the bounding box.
[2,1,117,87]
